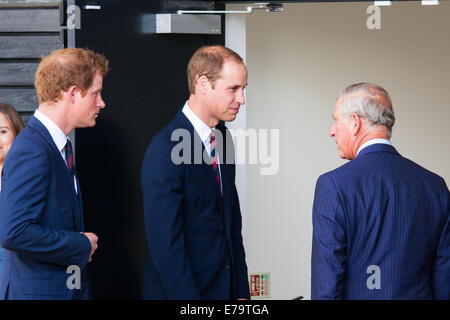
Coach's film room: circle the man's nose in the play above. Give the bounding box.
[329,126,336,137]
[236,89,245,105]
[98,95,106,108]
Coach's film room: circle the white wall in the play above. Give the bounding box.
[227,1,450,300]
[225,12,247,218]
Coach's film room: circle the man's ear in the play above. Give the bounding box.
[65,85,78,103]
[61,86,79,103]
[197,75,210,95]
[351,113,362,136]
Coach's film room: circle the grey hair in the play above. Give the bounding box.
[338,83,395,138]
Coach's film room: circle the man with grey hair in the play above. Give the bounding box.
[311,83,449,299]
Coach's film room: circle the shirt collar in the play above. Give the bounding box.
[34,109,69,153]
[357,138,392,156]
[182,101,214,146]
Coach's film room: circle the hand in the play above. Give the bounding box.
[81,232,98,262]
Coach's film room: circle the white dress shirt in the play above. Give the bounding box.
[357,138,392,156]
[34,109,78,193]
[182,102,223,192]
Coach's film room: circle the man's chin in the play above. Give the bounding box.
[338,150,348,160]
[78,120,97,128]
[339,152,354,161]
[223,114,237,122]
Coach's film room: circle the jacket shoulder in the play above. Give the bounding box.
[6,126,49,160]
[146,116,188,153]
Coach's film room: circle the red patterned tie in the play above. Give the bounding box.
[64,139,75,189]
[210,131,222,195]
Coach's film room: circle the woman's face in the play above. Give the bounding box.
[0,112,15,164]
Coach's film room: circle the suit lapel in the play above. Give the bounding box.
[202,151,224,213]
[175,109,226,221]
[28,116,83,231]
[216,124,232,240]
[74,170,84,231]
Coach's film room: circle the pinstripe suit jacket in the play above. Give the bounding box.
[311,143,449,299]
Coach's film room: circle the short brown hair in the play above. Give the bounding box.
[35,48,109,104]
[0,102,25,138]
[187,45,244,94]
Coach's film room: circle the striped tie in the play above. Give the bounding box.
[210,130,222,195]
[64,139,76,189]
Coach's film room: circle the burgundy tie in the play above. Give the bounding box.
[210,131,222,195]
[64,139,75,189]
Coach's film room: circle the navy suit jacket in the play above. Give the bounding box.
[0,116,92,300]
[140,108,250,299]
[311,143,449,299]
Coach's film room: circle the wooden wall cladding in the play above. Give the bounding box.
[0,34,62,59]
[0,62,39,85]
[0,88,39,112]
[0,1,63,120]
[0,8,62,32]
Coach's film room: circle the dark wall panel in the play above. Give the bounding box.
[0,62,38,85]
[0,8,61,32]
[0,88,38,111]
[0,1,63,122]
[0,34,63,58]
